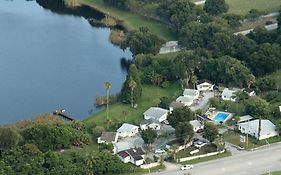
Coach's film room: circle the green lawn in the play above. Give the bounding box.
[223,131,281,150]
[79,0,175,40]
[263,171,281,175]
[180,151,232,164]
[227,0,281,15]
[192,0,281,15]
[84,83,181,127]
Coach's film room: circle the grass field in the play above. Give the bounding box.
[263,171,281,175]
[227,0,281,15]
[192,0,281,15]
[84,83,181,127]
[79,0,174,40]
[180,151,232,164]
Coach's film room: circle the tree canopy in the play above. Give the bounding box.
[175,122,194,144]
[141,128,157,145]
[203,122,218,142]
[124,27,164,56]
[204,0,229,15]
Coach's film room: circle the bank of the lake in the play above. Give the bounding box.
[74,0,175,40]
[0,0,132,124]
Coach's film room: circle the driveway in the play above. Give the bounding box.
[190,92,214,112]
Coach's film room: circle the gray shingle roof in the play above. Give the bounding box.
[143,107,168,120]
[100,132,117,142]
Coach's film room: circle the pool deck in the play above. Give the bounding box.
[206,111,233,123]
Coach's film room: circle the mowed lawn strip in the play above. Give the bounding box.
[79,0,174,40]
[226,0,281,15]
[84,84,182,127]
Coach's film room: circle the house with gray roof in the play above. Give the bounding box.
[190,120,204,132]
[238,115,253,124]
[176,96,194,106]
[183,89,199,99]
[97,132,118,144]
[238,119,278,140]
[143,107,169,123]
[221,88,241,102]
[140,118,161,130]
[117,123,139,138]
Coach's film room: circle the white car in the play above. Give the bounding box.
[155,149,166,154]
[194,141,207,148]
[181,164,194,170]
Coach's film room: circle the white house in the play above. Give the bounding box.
[169,101,185,112]
[117,123,139,138]
[243,88,256,96]
[117,148,145,166]
[221,88,241,102]
[197,80,214,92]
[238,119,278,140]
[140,118,161,130]
[189,120,204,132]
[97,132,118,144]
[176,96,194,106]
[183,89,199,100]
[143,107,169,123]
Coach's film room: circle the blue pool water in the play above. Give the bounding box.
[213,112,230,122]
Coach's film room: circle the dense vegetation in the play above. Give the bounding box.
[0,117,130,175]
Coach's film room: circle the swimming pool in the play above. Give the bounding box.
[213,112,231,122]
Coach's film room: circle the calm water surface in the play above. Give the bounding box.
[0,0,132,124]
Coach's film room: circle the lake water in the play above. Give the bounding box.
[0,0,132,124]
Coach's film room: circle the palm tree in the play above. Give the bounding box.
[105,81,111,120]
[128,77,137,108]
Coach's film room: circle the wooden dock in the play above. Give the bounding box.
[53,109,75,121]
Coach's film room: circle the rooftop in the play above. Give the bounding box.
[190,120,203,128]
[183,89,199,97]
[176,96,193,103]
[143,107,169,120]
[169,101,185,109]
[238,115,253,123]
[117,123,138,133]
[198,79,213,85]
[239,119,277,136]
[100,132,117,142]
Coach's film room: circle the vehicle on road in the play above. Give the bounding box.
[196,129,204,133]
[180,164,194,170]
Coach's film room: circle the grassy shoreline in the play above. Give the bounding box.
[78,0,175,40]
[84,83,181,127]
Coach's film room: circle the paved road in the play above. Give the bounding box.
[147,143,281,175]
[234,23,278,35]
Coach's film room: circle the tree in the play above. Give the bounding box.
[159,96,172,109]
[204,0,229,15]
[214,136,225,151]
[124,27,164,56]
[200,56,255,87]
[167,107,194,128]
[245,97,270,118]
[175,122,194,146]
[222,14,242,28]
[203,122,218,142]
[128,77,137,107]
[190,75,198,89]
[0,127,21,149]
[179,22,223,49]
[247,43,281,76]
[247,27,274,44]
[254,77,277,92]
[120,64,142,104]
[104,81,111,120]
[167,0,202,32]
[141,128,157,146]
[172,51,201,88]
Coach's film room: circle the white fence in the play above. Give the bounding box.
[178,150,225,162]
[140,162,160,169]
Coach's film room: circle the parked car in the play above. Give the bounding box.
[196,129,204,133]
[194,141,207,148]
[181,164,194,170]
[155,149,166,154]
